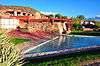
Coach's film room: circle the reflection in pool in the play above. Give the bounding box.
[30,35,100,53]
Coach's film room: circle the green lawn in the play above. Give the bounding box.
[70,30,100,36]
[0,33,31,45]
[24,50,100,66]
[11,38,31,45]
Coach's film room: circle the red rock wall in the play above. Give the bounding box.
[27,22,60,34]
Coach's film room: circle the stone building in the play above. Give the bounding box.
[0,6,72,35]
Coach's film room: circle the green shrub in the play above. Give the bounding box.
[73,23,82,28]
[73,23,83,30]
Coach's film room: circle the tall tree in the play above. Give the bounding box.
[61,16,67,18]
[48,14,54,18]
[76,15,85,20]
[71,17,80,24]
[55,14,62,18]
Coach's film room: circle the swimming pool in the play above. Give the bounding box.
[29,35,100,53]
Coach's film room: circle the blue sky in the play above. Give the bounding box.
[0,0,100,17]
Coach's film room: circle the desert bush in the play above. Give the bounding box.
[0,33,24,66]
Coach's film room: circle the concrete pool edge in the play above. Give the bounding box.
[23,45,100,59]
[68,35,100,37]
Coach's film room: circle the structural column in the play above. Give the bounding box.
[58,22,63,35]
[20,12,23,16]
[14,11,17,16]
[63,22,67,31]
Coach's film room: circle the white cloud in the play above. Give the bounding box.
[96,15,100,17]
[40,11,59,15]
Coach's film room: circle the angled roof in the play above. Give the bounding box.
[0,6,41,14]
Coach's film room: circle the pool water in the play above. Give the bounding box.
[30,36,100,53]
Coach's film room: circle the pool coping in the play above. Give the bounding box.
[23,45,100,59]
